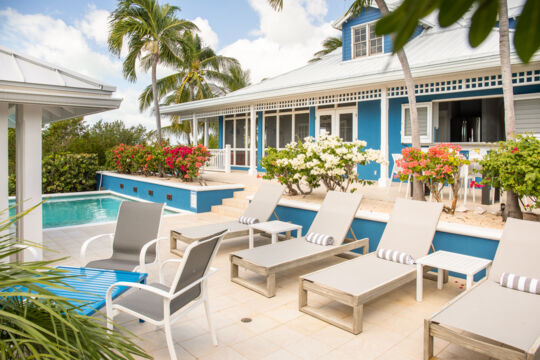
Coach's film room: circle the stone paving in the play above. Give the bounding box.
[43,211,490,360]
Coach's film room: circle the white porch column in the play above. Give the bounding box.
[248,105,257,176]
[15,104,43,261]
[378,91,389,187]
[192,114,198,145]
[203,119,209,147]
[0,103,8,229]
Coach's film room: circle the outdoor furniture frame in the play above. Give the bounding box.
[170,183,284,257]
[425,218,540,360]
[230,192,368,298]
[299,199,443,334]
[81,201,165,273]
[107,229,227,360]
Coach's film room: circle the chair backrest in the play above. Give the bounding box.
[111,201,164,263]
[307,191,363,246]
[377,199,443,259]
[488,218,540,282]
[169,229,227,313]
[242,183,284,221]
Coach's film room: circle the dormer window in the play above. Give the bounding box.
[352,22,383,58]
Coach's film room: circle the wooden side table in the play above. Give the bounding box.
[415,250,492,302]
[248,220,302,248]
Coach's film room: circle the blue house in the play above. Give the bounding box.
[160,1,540,185]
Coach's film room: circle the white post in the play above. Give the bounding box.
[224,144,231,173]
[15,104,43,261]
[378,90,389,187]
[192,114,198,145]
[203,119,209,147]
[248,105,257,176]
[0,103,9,230]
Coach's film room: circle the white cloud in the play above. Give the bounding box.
[78,5,110,46]
[192,17,219,49]
[220,0,339,83]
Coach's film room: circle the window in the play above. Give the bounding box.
[264,116,277,148]
[319,114,332,136]
[401,103,432,143]
[279,114,292,148]
[352,22,383,59]
[224,119,234,146]
[294,113,309,141]
[264,108,309,149]
[223,114,249,166]
[316,106,357,142]
[339,113,353,142]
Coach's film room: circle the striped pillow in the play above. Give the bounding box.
[305,232,334,246]
[238,216,259,225]
[377,248,415,265]
[499,272,540,295]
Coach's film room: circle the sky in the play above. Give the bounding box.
[0,0,348,130]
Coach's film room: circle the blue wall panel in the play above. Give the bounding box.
[309,106,316,137]
[357,99,381,180]
[275,203,499,280]
[218,116,224,149]
[99,174,242,213]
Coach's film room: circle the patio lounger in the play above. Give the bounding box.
[299,199,443,334]
[106,229,227,360]
[425,218,540,360]
[81,201,166,273]
[230,191,369,298]
[170,182,284,256]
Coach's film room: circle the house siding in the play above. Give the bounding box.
[357,100,381,180]
[218,115,224,149]
[309,106,316,137]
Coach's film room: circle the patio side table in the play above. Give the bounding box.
[415,251,492,302]
[248,220,302,249]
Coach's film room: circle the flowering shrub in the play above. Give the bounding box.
[107,143,210,182]
[480,134,540,211]
[397,144,470,214]
[261,133,385,194]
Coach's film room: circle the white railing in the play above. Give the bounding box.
[206,145,231,173]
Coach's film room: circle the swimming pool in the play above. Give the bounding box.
[8,193,177,229]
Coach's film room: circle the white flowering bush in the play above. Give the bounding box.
[261,133,386,194]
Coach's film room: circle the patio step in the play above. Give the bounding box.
[210,204,245,218]
[233,190,256,200]
[222,197,250,209]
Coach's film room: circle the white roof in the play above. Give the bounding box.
[162,22,539,117]
[0,45,121,125]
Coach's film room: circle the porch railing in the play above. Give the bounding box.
[206,145,231,173]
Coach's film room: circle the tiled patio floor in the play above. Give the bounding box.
[43,212,490,360]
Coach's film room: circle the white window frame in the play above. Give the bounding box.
[223,114,249,166]
[401,102,433,144]
[351,21,384,59]
[263,108,309,150]
[316,106,358,142]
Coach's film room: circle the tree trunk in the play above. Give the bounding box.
[375,0,424,201]
[498,0,522,220]
[151,55,165,177]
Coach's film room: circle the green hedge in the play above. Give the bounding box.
[9,153,99,195]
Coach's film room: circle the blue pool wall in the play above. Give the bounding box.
[98,173,243,213]
[273,204,498,281]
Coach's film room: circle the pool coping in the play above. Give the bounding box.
[97,171,245,192]
[248,195,503,241]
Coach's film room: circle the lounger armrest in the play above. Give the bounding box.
[12,244,39,262]
[170,267,217,301]
[106,281,172,315]
[138,236,167,273]
[159,258,183,283]
[80,233,114,265]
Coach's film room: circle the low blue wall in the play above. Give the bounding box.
[98,173,243,213]
[274,204,498,281]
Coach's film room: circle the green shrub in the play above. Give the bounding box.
[42,153,99,193]
[480,134,540,210]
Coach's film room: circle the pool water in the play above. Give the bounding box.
[8,194,176,229]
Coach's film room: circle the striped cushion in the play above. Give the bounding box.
[499,272,540,295]
[377,248,415,265]
[238,216,259,225]
[305,232,334,246]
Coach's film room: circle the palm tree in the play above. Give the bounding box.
[310,36,342,62]
[108,0,196,144]
[223,63,251,92]
[268,0,425,200]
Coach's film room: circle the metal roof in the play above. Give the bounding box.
[0,45,122,125]
[161,22,539,117]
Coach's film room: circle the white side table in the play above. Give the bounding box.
[248,220,302,249]
[415,250,492,302]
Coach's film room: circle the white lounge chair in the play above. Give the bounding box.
[230,191,369,297]
[425,218,540,360]
[170,182,284,256]
[106,229,227,360]
[81,201,165,273]
[299,199,443,334]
